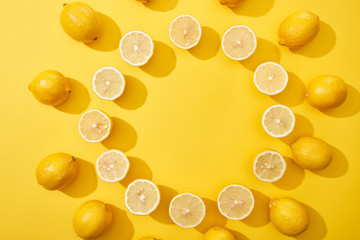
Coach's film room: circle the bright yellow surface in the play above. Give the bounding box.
[1,0,359,239]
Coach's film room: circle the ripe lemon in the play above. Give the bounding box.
[254,62,288,95]
[60,2,100,43]
[119,31,154,66]
[73,200,112,240]
[78,109,112,142]
[96,150,129,182]
[169,193,206,228]
[222,25,257,61]
[254,150,286,182]
[218,0,244,8]
[29,70,71,106]
[307,75,347,109]
[278,11,320,49]
[203,226,236,240]
[169,15,202,49]
[262,104,295,138]
[270,198,309,236]
[92,67,126,100]
[218,185,254,220]
[36,153,78,190]
[125,179,160,215]
[291,137,332,170]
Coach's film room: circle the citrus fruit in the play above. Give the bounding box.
[125,179,160,215]
[92,67,125,100]
[36,153,78,190]
[73,200,113,240]
[254,62,288,95]
[60,2,100,43]
[119,31,154,66]
[278,11,320,48]
[306,75,347,109]
[262,104,295,138]
[217,185,254,220]
[28,70,70,106]
[270,197,309,236]
[291,136,332,170]
[169,15,202,49]
[78,109,112,142]
[254,150,286,182]
[203,226,236,240]
[169,193,206,228]
[96,150,129,182]
[218,0,244,8]
[222,25,257,60]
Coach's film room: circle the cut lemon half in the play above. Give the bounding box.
[119,31,154,66]
[78,109,112,142]
[169,15,202,49]
[96,150,129,182]
[92,67,125,100]
[254,150,286,182]
[169,193,205,228]
[262,104,295,138]
[125,179,160,215]
[222,25,257,60]
[254,62,288,95]
[217,185,254,220]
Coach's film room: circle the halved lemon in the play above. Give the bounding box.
[254,62,288,95]
[92,67,125,100]
[96,150,129,182]
[253,150,286,182]
[262,104,295,138]
[222,25,257,60]
[217,185,254,220]
[119,31,154,66]
[125,179,160,215]
[169,15,202,49]
[169,193,205,228]
[78,109,112,142]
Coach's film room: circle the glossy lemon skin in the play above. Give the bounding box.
[307,75,347,109]
[60,2,100,43]
[29,70,70,106]
[36,153,78,190]
[278,11,320,48]
[203,226,236,240]
[270,198,310,236]
[291,137,332,171]
[73,200,113,240]
[218,0,244,8]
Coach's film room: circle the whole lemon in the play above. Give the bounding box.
[60,2,100,43]
[270,198,309,236]
[36,153,78,190]
[203,226,236,240]
[291,137,332,170]
[29,70,71,106]
[218,0,244,8]
[307,75,347,109]
[73,200,113,240]
[278,11,320,48]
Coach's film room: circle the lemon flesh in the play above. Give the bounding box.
[169,15,202,49]
[307,75,347,109]
[29,70,70,106]
[291,137,332,170]
[270,198,309,236]
[254,62,288,95]
[73,200,112,240]
[278,11,320,48]
[204,226,236,240]
[36,153,78,190]
[60,2,100,43]
[78,110,112,142]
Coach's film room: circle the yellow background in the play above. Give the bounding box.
[1,0,360,239]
